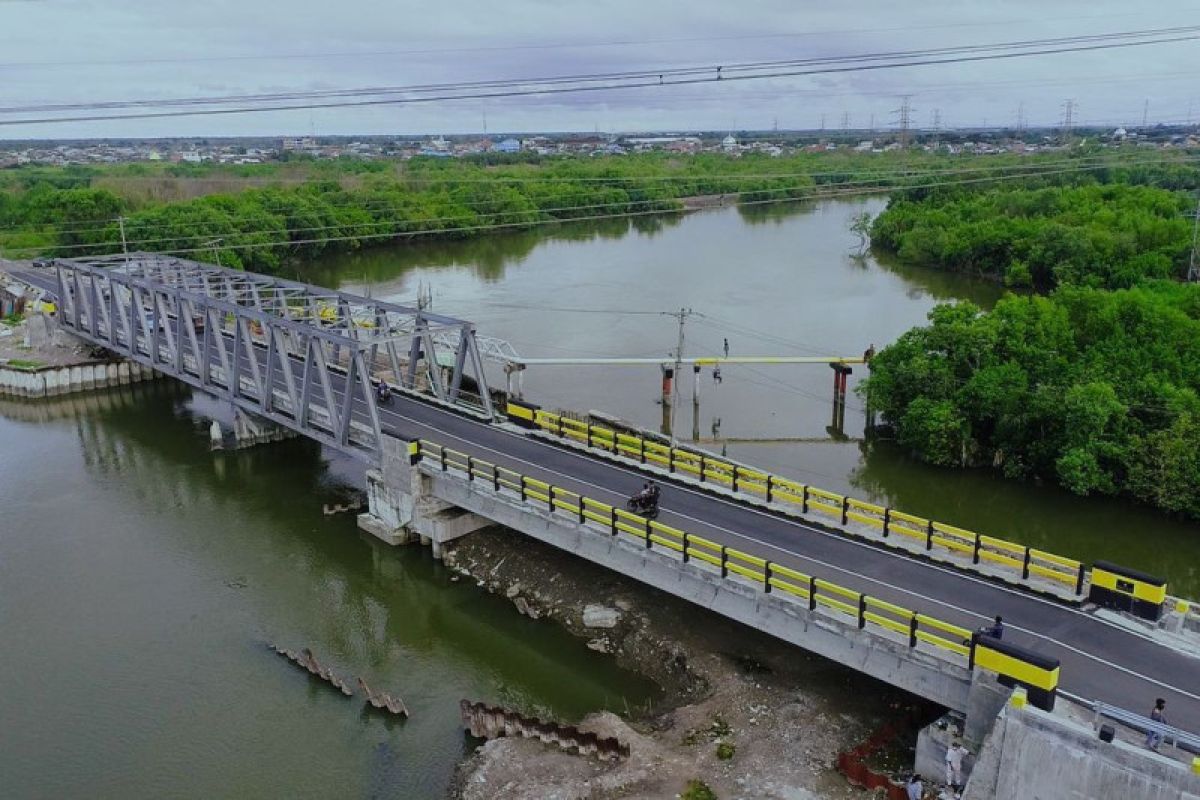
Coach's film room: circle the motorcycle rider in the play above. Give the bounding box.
[376,381,392,405]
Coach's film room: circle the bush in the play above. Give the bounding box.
[681,779,718,800]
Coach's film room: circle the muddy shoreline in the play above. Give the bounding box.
[442,526,923,799]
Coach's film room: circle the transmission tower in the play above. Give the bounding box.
[1016,102,1026,134]
[841,111,850,131]
[820,113,826,132]
[1060,99,1076,141]
[893,96,913,148]
[1142,98,1150,128]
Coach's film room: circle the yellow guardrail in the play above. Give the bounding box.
[508,402,1088,597]
[416,438,987,670]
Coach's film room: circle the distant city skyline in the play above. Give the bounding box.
[1,1,1196,139]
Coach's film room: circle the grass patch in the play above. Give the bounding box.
[715,741,736,760]
[4,358,42,371]
[681,779,718,800]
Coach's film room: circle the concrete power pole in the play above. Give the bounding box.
[1188,198,1200,283]
[118,216,129,263]
[665,307,694,447]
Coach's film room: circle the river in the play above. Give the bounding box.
[302,198,1198,596]
[0,385,657,798]
[4,197,1197,798]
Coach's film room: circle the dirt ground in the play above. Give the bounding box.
[444,527,927,800]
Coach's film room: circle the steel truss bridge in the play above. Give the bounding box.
[52,254,498,462]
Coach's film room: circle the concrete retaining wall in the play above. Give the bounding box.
[0,361,159,399]
[964,700,1200,800]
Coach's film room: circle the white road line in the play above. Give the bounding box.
[383,404,1200,703]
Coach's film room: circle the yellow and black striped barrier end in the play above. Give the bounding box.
[971,635,1059,712]
[505,399,540,429]
[1089,560,1168,622]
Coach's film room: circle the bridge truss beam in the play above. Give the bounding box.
[52,254,495,463]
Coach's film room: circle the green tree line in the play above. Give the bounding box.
[8,149,1190,272]
[869,183,1195,290]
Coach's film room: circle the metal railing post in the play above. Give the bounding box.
[909,616,919,647]
[720,546,729,578]
[858,595,867,629]
[1022,547,1032,579]
[926,521,935,551]
[841,497,849,525]
[808,576,817,611]
[764,561,772,593]
[883,508,891,538]
[972,534,982,564]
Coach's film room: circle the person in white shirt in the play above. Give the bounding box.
[945,740,969,793]
[906,773,924,800]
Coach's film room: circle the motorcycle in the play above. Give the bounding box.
[627,490,660,519]
[375,382,393,407]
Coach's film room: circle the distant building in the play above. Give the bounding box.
[721,134,738,152]
[282,137,317,151]
[493,138,521,153]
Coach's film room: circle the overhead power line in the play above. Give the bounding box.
[2,26,1198,126]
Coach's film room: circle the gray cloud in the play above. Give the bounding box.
[0,0,1195,138]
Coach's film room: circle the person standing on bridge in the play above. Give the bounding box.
[723,338,729,358]
[905,774,924,800]
[982,615,1004,640]
[1145,698,1167,750]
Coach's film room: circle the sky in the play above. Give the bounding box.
[1,0,1198,139]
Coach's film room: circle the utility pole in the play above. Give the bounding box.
[931,108,942,149]
[118,216,129,263]
[663,307,694,447]
[1187,197,1200,283]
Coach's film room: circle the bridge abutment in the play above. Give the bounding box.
[357,435,491,555]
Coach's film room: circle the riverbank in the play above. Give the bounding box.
[442,527,920,800]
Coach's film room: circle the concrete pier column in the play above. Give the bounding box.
[358,434,489,551]
[231,408,297,448]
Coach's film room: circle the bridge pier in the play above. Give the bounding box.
[357,435,491,555]
[208,408,298,450]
